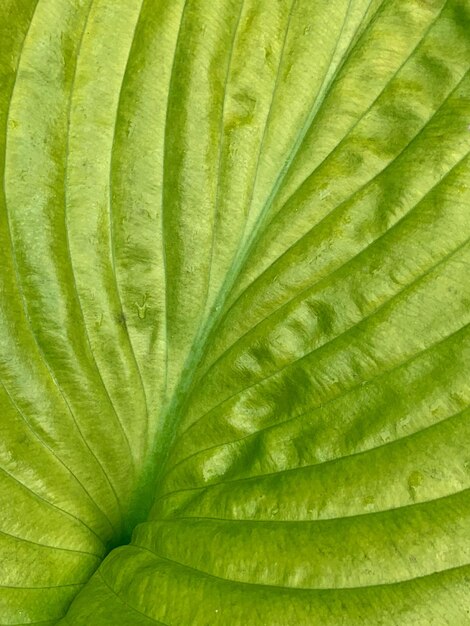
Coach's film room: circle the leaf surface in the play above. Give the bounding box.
[1,0,470,624]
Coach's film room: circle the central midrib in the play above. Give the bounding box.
[147,0,374,516]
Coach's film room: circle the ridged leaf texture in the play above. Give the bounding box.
[1,0,470,624]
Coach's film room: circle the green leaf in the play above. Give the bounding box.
[1,0,470,624]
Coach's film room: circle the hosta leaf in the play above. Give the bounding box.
[1,0,470,624]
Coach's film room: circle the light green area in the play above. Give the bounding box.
[0,0,470,623]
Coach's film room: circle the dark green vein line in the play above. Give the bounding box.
[193,0,449,373]
[195,83,470,388]
[203,0,245,319]
[132,543,470,592]
[155,0,298,486]
[160,0,189,402]
[163,319,470,480]
[6,621,61,626]
[107,0,150,450]
[202,18,463,374]
[0,528,102,558]
[244,0,451,261]
[153,486,470,523]
[154,1,383,455]
[0,584,83,590]
[162,404,470,502]
[98,569,170,626]
[232,0,298,253]
[215,0,375,295]
[181,240,470,442]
